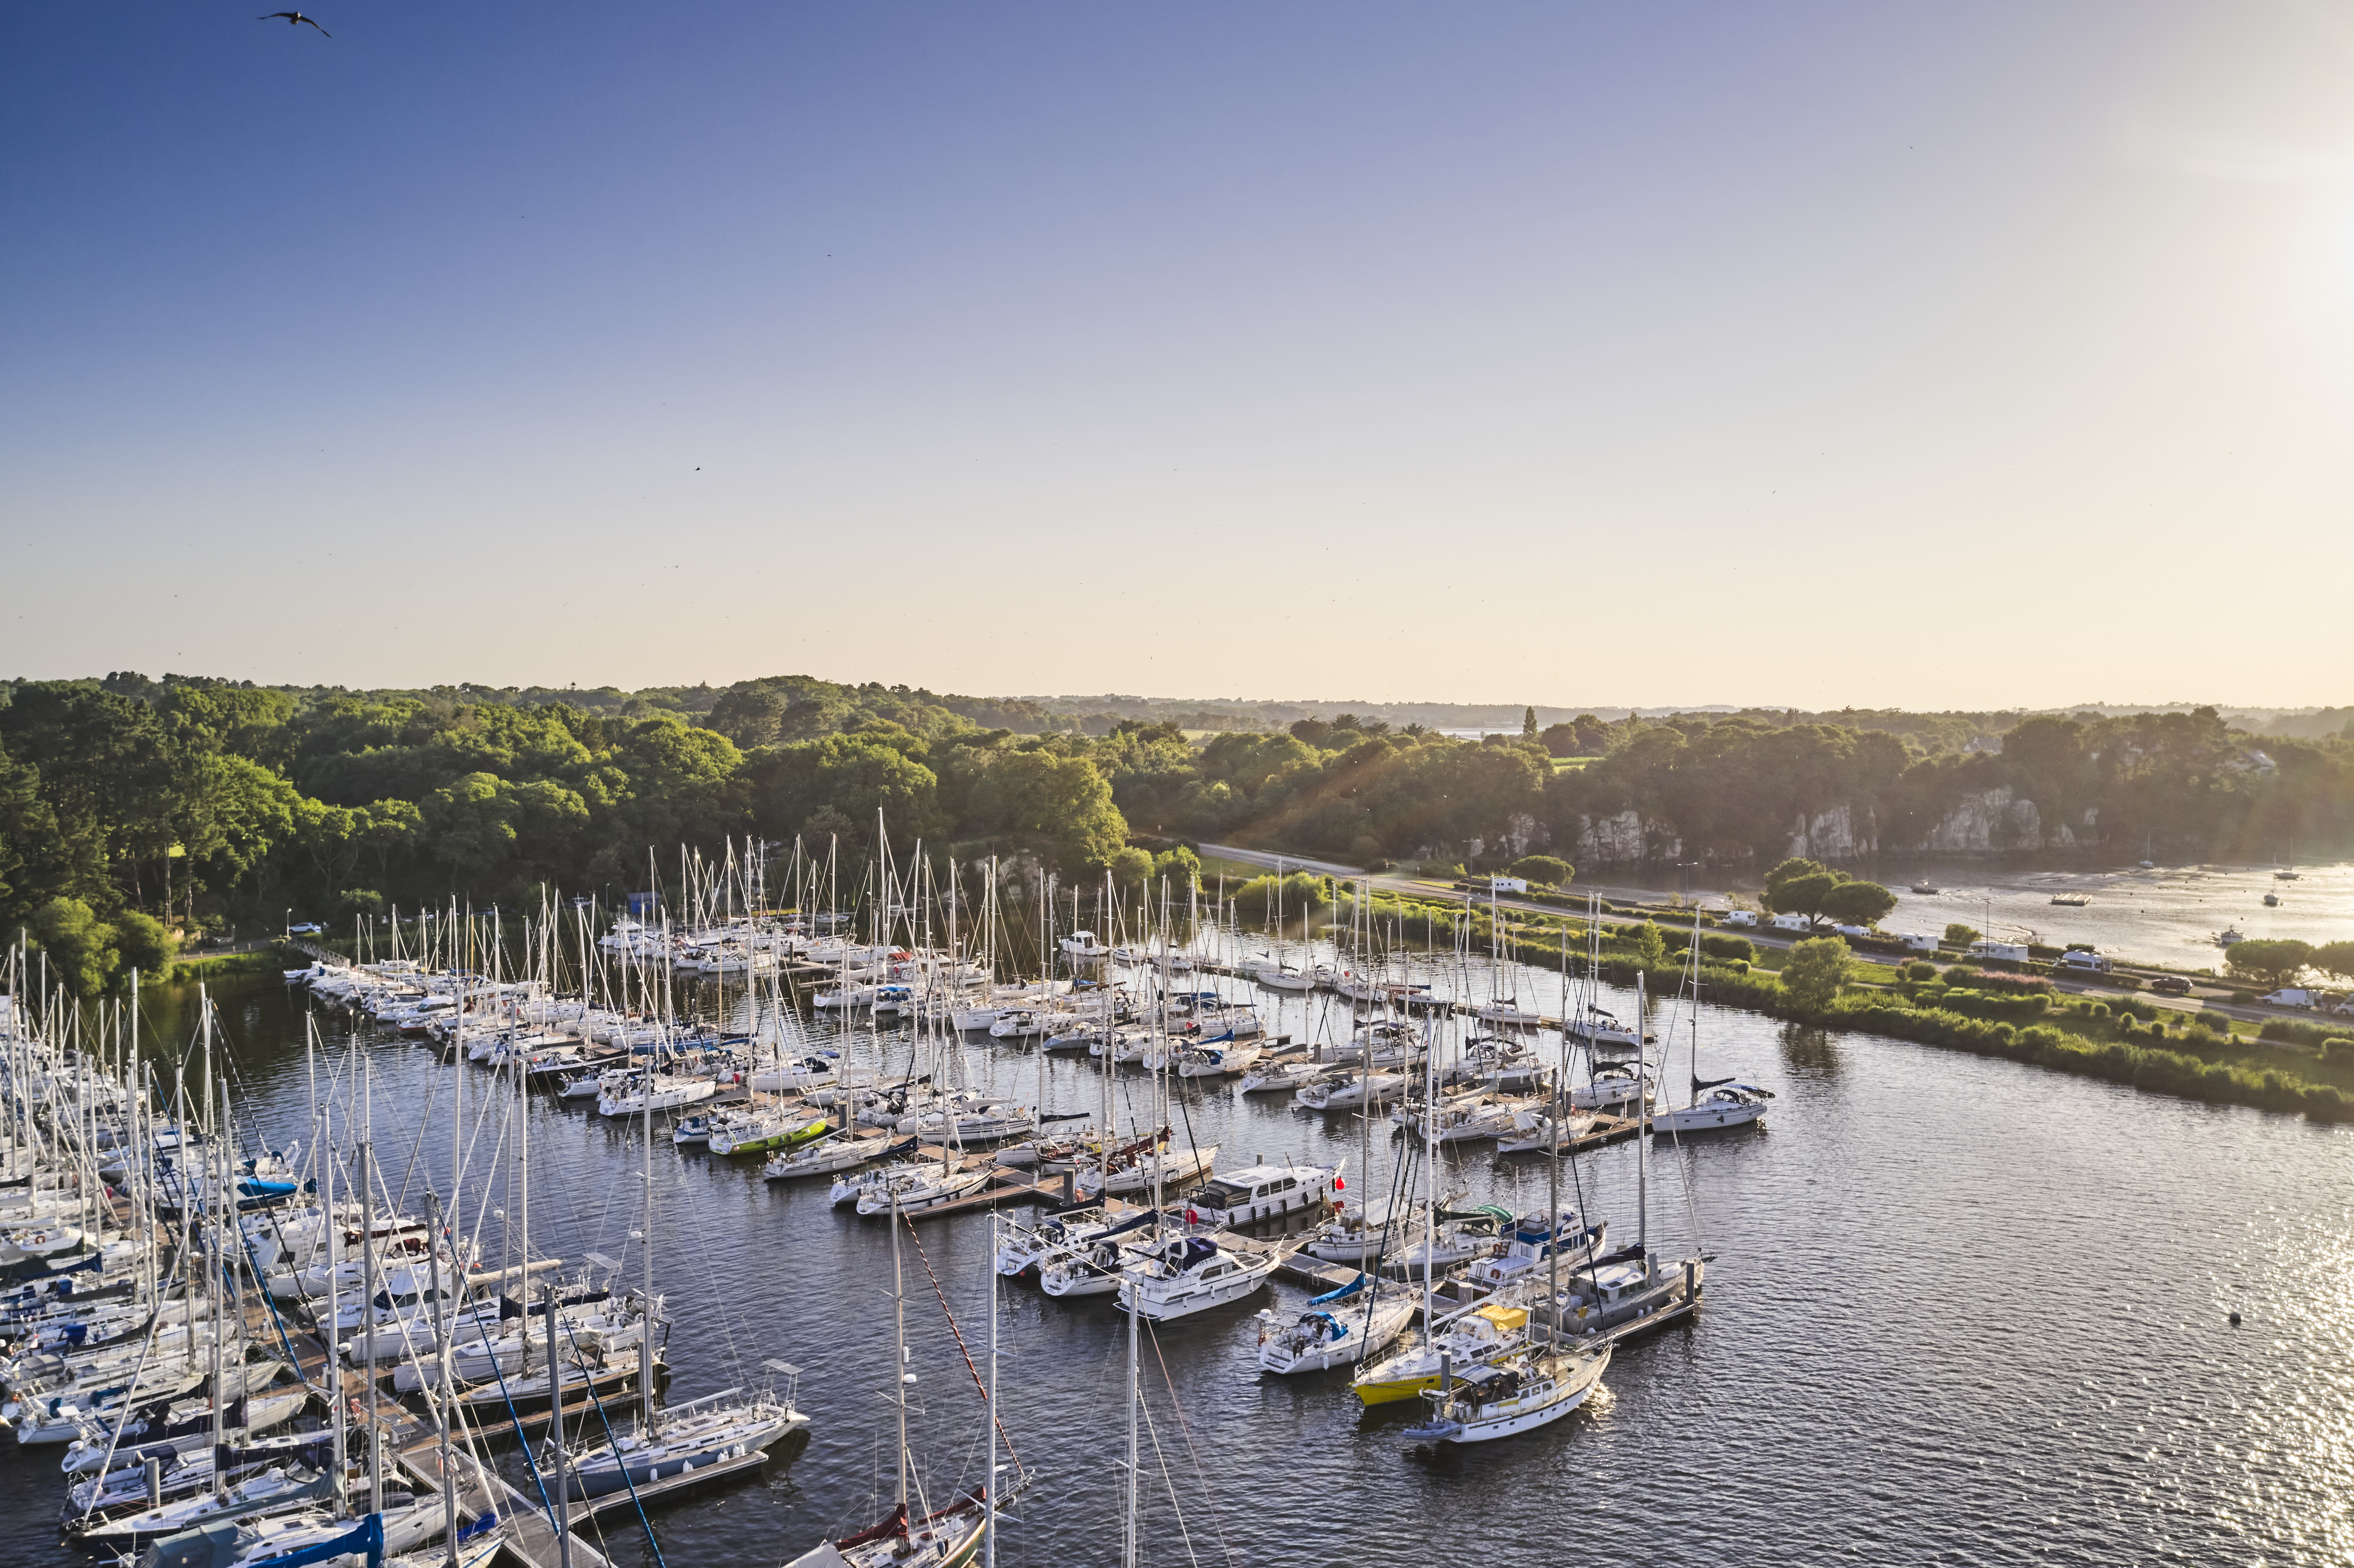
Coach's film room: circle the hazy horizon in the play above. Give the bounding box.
[12,666,2343,723]
[6,3,2351,706]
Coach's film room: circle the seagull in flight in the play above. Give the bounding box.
[258,11,330,35]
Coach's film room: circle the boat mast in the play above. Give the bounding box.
[545,1285,570,1568]
[641,1027,655,1438]
[209,1083,227,1499]
[1123,1222,1140,1568]
[324,1081,345,1513]
[985,1210,1000,1568]
[363,1061,383,1516]
[1635,974,1649,1263]
[429,1190,459,1568]
[892,1191,908,1511]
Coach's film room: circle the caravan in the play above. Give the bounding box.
[1968,939,2031,964]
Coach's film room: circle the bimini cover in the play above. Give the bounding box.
[1174,1238,1220,1272]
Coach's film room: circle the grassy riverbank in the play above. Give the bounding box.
[147,946,292,987]
[1330,887,2354,1125]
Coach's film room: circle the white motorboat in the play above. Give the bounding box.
[1186,1160,1342,1227]
[1118,1234,1288,1322]
[1059,930,1111,961]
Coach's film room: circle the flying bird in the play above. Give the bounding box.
[258,12,330,35]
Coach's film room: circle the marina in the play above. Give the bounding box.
[0,861,2349,1568]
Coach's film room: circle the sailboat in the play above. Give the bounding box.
[1650,975,1773,1136]
[1255,1272,1414,1375]
[1400,1325,1613,1444]
[562,1065,808,1499]
[782,1203,1024,1568]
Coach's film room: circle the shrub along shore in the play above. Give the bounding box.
[1330,887,2354,1125]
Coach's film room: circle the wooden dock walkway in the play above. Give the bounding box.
[245,1297,613,1568]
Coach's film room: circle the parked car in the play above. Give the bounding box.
[288,921,324,935]
[2149,975,2192,996]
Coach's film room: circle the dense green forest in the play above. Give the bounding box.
[2,674,2350,982]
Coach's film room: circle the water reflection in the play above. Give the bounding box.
[1776,1023,1842,1079]
[5,950,2350,1568]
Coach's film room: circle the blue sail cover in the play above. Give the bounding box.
[1308,1272,1368,1306]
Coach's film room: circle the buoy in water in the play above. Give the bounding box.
[2228,1311,2242,1326]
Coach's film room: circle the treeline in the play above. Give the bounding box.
[6,674,2354,982]
[0,675,1154,951]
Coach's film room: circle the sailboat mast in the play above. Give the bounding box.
[1123,1240,1140,1568]
[1635,974,1649,1260]
[1422,1010,1437,1334]
[985,1211,1000,1568]
[641,1042,655,1437]
[362,1067,383,1516]
[324,1085,345,1512]
[892,1192,908,1509]
[209,1085,227,1498]
[429,1191,459,1568]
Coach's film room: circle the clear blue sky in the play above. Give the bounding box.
[5,3,2350,707]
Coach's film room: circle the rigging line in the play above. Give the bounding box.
[1132,1358,1205,1568]
[897,1209,1024,1478]
[388,1064,445,1213]
[1143,1318,1236,1568]
[560,1304,669,1568]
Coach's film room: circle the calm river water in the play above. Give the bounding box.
[8,958,2351,1568]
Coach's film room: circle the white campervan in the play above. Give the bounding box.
[1968,940,2031,964]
